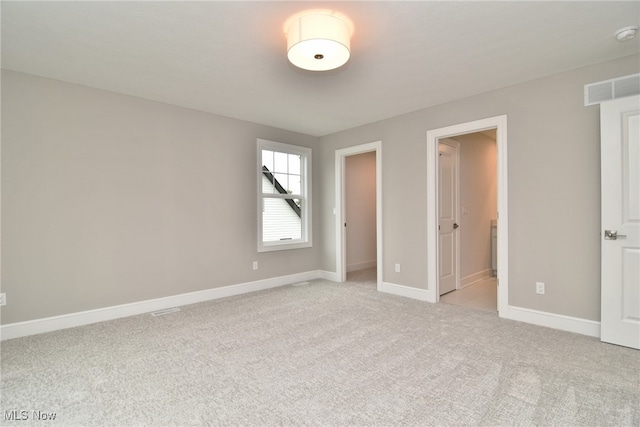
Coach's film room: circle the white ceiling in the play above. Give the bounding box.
[2,1,639,136]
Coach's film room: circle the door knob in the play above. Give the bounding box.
[604,230,626,240]
[453,223,459,229]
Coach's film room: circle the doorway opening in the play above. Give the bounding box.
[438,131,498,312]
[335,141,383,291]
[426,116,508,317]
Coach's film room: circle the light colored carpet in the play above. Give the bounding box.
[1,269,639,426]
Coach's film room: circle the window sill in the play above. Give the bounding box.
[258,240,312,253]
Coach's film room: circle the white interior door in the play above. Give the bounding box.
[439,141,459,295]
[600,95,640,349]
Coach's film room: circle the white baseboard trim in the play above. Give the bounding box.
[346,260,377,273]
[318,270,340,282]
[0,270,327,341]
[503,305,600,338]
[3,272,600,341]
[460,269,493,288]
[381,282,431,302]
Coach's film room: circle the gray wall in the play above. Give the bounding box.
[3,54,639,326]
[1,70,320,324]
[318,54,640,322]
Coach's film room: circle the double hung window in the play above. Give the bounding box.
[258,139,311,252]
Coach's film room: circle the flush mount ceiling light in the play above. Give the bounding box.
[286,12,352,71]
[615,26,638,42]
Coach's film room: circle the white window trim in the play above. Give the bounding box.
[257,139,312,252]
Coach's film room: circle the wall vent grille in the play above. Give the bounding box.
[584,73,640,106]
[292,281,310,286]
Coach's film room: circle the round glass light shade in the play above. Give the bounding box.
[287,13,351,71]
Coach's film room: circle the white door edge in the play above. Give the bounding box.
[600,95,640,349]
[438,139,461,294]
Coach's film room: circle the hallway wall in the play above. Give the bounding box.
[455,132,497,285]
[345,152,377,272]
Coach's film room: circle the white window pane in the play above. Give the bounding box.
[262,150,274,171]
[289,175,301,195]
[289,154,301,175]
[262,198,302,242]
[274,151,288,173]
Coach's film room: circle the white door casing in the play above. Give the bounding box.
[600,95,640,349]
[427,115,508,313]
[438,141,459,295]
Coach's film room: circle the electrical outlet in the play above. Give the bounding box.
[395,263,401,273]
[253,261,258,270]
[536,282,545,295]
[0,293,6,306]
